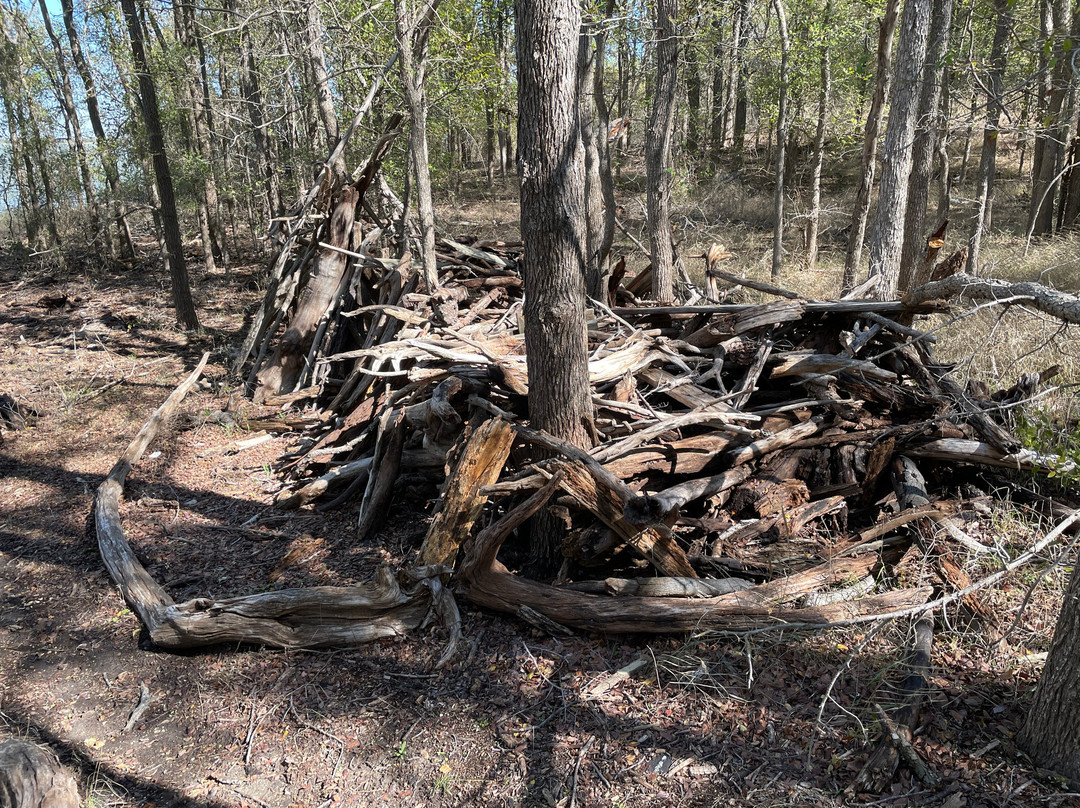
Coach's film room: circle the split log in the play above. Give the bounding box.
[604,576,753,597]
[418,418,515,567]
[356,409,406,541]
[0,739,80,808]
[255,186,360,401]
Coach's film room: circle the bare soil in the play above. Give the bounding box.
[0,241,1077,808]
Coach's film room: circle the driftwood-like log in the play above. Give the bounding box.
[458,488,933,632]
[604,576,753,598]
[906,438,1075,474]
[95,359,453,650]
[418,417,515,566]
[0,739,80,808]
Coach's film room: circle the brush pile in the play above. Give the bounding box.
[235,206,1071,633]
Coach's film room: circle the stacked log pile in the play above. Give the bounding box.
[246,230,1069,634]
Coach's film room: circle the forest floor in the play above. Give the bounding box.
[2,169,1080,808]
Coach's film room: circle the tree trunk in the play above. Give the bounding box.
[842,0,900,291]
[60,0,136,259]
[516,0,594,571]
[395,0,441,292]
[897,0,955,294]
[646,0,680,304]
[709,14,726,160]
[120,0,199,330]
[594,0,617,300]
[935,76,953,219]
[806,1,832,268]
[966,0,1013,275]
[1027,0,1069,238]
[230,0,282,221]
[0,27,40,249]
[732,0,754,165]
[579,12,614,301]
[303,0,344,180]
[1017,559,1080,781]
[686,43,701,158]
[771,0,790,280]
[867,0,932,298]
[37,0,105,249]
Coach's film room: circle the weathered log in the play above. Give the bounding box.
[95,359,453,650]
[0,739,80,808]
[905,438,1074,475]
[604,576,753,597]
[255,186,360,401]
[356,409,406,541]
[907,272,1080,325]
[552,460,698,578]
[418,418,515,566]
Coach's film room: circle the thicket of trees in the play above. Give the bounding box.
[4,0,1080,782]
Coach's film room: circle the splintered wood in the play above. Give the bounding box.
[251,224,1067,635]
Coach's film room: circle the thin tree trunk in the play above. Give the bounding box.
[579,23,607,299]
[594,0,617,300]
[60,0,135,259]
[842,0,900,291]
[936,75,953,219]
[120,0,199,330]
[686,43,701,158]
[898,0,955,293]
[1027,0,1065,237]
[395,0,441,292]
[709,14,725,160]
[647,0,680,303]
[966,0,1013,274]
[806,2,832,267]
[732,0,754,165]
[37,0,104,249]
[303,0,343,180]
[771,0,790,280]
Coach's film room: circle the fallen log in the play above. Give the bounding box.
[907,272,1080,324]
[0,739,80,808]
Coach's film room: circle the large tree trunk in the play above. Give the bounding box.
[59,0,136,259]
[1017,559,1080,781]
[897,0,955,294]
[805,1,832,268]
[120,0,199,330]
[395,0,441,292]
[771,0,790,280]
[646,0,680,303]
[966,0,1013,274]
[867,0,932,298]
[842,0,900,291]
[516,0,594,571]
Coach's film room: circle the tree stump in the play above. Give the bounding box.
[0,739,80,808]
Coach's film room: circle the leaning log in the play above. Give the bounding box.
[907,272,1080,324]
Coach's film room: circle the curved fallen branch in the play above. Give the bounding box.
[94,356,455,651]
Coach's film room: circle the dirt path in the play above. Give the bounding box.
[0,249,1070,807]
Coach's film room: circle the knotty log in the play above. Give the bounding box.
[0,740,80,808]
[907,272,1080,324]
[418,417,515,566]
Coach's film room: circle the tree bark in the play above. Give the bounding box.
[867,0,932,297]
[120,0,199,329]
[771,0,790,280]
[897,0,955,294]
[303,0,344,180]
[395,0,441,292]
[646,0,680,303]
[59,0,136,259]
[1027,0,1072,238]
[806,1,833,268]
[579,15,613,300]
[842,0,900,291]
[516,0,595,570]
[1018,558,1080,781]
[966,0,1013,275]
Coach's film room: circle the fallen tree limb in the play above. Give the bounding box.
[907,272,1080,325]
[94,358,454,651]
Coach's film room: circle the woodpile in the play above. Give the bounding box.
[236,206,1070,635]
